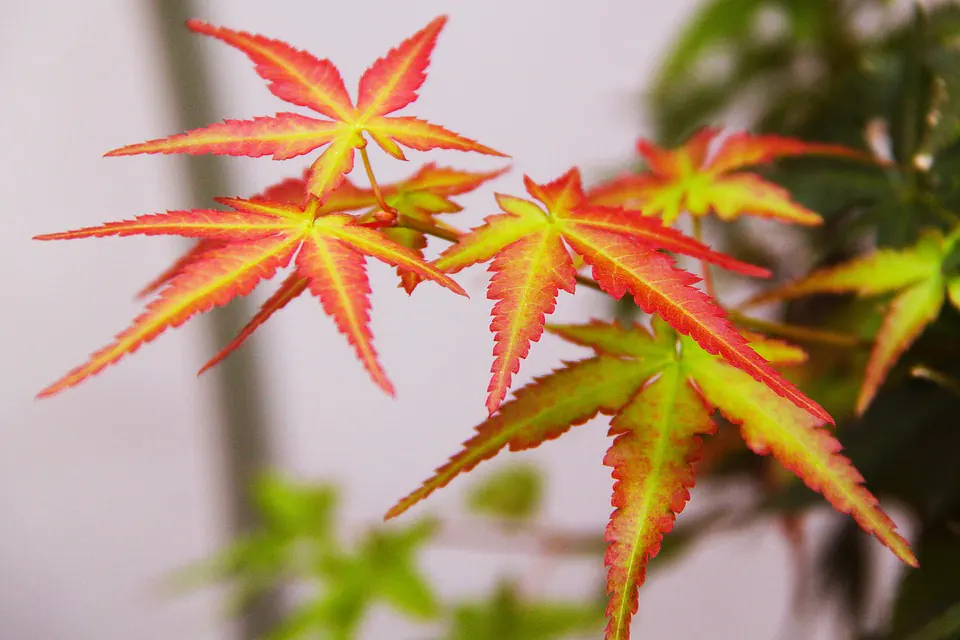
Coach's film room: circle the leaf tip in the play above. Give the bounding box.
[184,18,212,33]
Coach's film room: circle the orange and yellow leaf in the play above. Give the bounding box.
[745,231,948,414]
[34,208,292,241]
[562,225,830,423]
[559,206,771,278]
[297,231,393,395]
[390,320,913,639]
[706,131,870,175]
[684,334,916,567]
[858,277,944,414]
[386,356,664,520]
[106,114,341,161]
[356,16,447,118]
[604,366,715,640]
[108,17,504,202]
[38,181,470,395]
[485,229,576,413]
[588,128,872,226]
[304,132,361,203]
[198,273,308,376]
[185,19,354,121]
[400,163,509,197]
[434,168,820,418]
[38,235,299,398]
[318,215,466,296]
[136,239,226,299]
[434,209,546,274]
[745,244,942,307]
[365,116,505,156]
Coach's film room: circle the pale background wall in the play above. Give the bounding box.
[0,2,904,639]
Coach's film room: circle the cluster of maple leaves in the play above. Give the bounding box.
[36,15,922,639]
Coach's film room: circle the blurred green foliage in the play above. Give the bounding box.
[466,463,544,524]
[184,473,604,639]
[445,582,604,640]
[181,474,438,639]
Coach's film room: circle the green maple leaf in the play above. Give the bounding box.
[182,476,438,640]
[745,228,960,415]
[444,581,604,640]
[466,463,543,524]
[386,319,916,640]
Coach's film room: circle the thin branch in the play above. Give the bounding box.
[729,311,868,348]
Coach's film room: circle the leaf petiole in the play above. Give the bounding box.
[360,214,607,294]
[691,216,717,300]
[729,312,868,348]
[358,145,397,220]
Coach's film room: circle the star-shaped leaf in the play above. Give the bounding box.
[433,167,830,422]
[386,319,916,640]
[105,17,505,202]
[588,127,872,225]
[139,164,507,304]
[35,195,466,398]
[744,229,959,415]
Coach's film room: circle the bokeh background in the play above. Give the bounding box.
[0,1,918,639]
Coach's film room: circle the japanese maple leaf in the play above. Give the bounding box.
[587,127,870,225]
[135,171,375,299]
[138,163,507,309]
[433,167,831,422]
[105,16,505,202]
[129,165,504,374]
[34,196,466,398]
[367,163,510,292]
[385,318,916,640]
[744,229,960,415]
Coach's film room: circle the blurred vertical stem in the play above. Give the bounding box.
[146,2,281,638]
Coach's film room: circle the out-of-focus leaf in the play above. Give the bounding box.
[444,581,604,640]
[178,475,438,639]
[906,601,960,640]
[891,528,960,638]
[253,473,338,539]
[466,463,544,523]
[360,518,440,619]
[654,0,766,84]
